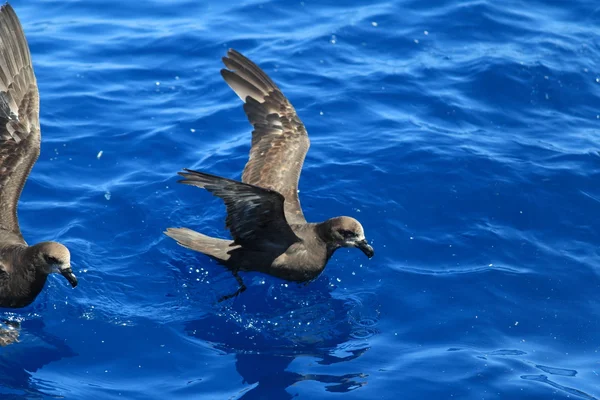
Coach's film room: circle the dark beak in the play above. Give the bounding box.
[355,239,374,259]
[60,267,78,288]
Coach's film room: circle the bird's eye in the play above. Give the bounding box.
[340,230,354,239]
[44,255,59,264]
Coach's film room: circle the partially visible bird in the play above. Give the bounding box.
[0,4,78,309]
[166,49,373,301]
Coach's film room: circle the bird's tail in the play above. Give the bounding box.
[164,228,232,262]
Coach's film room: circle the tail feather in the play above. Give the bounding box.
[164,228,232,262]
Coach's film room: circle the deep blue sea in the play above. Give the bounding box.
[2,0,600,398]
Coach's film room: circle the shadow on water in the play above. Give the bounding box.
[0,318,76,399]
[183,275,377,398]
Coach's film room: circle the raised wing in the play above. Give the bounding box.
[177,169,300,251]
[220,49,310,225]
[0,4,40,239]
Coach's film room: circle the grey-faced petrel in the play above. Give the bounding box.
[166,49,374,301]
[0,4,77,308]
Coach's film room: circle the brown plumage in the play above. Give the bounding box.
[0,4,77,309]
[221,50,309,224]
[166,49,373,301]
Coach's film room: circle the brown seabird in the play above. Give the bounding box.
[166,49,373,301]
[0,4,77,308]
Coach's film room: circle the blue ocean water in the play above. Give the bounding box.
[2,0,600,398]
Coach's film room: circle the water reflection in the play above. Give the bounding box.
[184,276,378,398]
[0,318,76,399]
[234,352,367,399]
[0,320,20,347]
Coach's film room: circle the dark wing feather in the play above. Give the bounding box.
[177,169,300,251]
[220,49,309,225]
[0,4,40,239]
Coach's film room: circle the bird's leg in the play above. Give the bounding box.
[218,270,247,302]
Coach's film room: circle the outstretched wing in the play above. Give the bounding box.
[177,169,300,251]
[0,4,40,239]
[221,49,310,225]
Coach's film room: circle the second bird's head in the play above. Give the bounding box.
[31,242,78,287]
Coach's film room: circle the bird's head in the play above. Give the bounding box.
[31,242,78,288]
[322,216,374,258]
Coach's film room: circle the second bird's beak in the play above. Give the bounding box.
[355,239,375,259]
[60,266,78,288]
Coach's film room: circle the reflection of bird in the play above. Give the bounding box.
[166,49,374,301]
[0,318,77,398]
[182,275,374,397]
[184,305,369,400]
[0,320,20,346]
[0,4,78,308]
[234,353,367,399]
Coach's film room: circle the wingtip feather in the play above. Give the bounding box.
[227,48,241,57]
[0,3,14,13]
